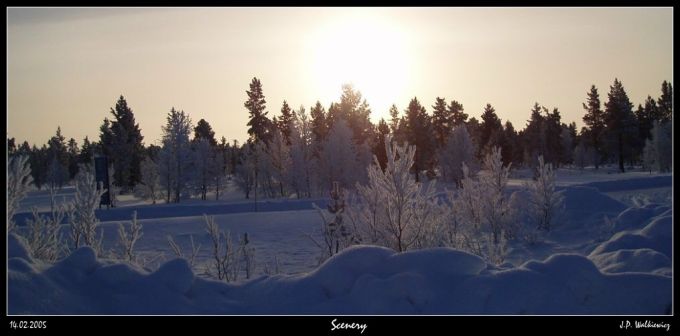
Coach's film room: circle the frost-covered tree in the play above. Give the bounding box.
[117,211,143,263]
[573,141,595,170]
[318,119,365,190]
[191,138,219,200]
[438,124,476,185]
[234,145,255,199]
[70,166,105,254]
[160,107,193,203]
[25,207,65,261]
[136,156,161,204]
[643,121,672,173]
[453,147,511,264]
[289,105,313,198]
[527,156,564,231]
[7,155,33,232]
[266,128,291,197]
[348,137,442,252]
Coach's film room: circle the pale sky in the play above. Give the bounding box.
[7,7,673,147]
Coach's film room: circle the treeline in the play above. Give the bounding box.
[7,78,672,202]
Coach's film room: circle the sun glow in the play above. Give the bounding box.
[306,13,413,119]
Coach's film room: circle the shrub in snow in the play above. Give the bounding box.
[24,207,65,261]
[135,156,162,204]
[526,155,564,231]
[7,155,33,232]
[205,214,240,282]
[167,234,201,267]
[117,211,143,263]
[239,233,255,280]
[453,147,511,264]
[312,182,359,262]
[69,167,105,255]
[347,138,444,252]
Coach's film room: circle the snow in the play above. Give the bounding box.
[8,170,673,315]
[8,244,671,314]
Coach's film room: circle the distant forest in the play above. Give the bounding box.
[7,78,672,203]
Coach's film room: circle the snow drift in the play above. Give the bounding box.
[9,234,671,315]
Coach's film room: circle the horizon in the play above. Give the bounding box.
[7,7,673,147]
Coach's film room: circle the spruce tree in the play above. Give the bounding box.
[277,100,295,145]
[657,80,673,122]
[245,77,271,144]
[449,100,467,126]
[479,103,503,158]
[431,97,453,149]
[582,85,605,169]
[310,101,327,146]
[404,97,433,182]
[603,78,637,173]
[108,95,145,191]
[194,118,217,146]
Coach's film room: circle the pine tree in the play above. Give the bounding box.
[277,100,295,145]
[431,97,453,149]
[603,78,637,173]
[388,104,400,134]
[338,84,373,146]
[522,103,546,168]
[657,80,673,122]
[479,103,503,158]
[372,119,390,171]
[310,101,328,157]
[99,118,114,158]
[449,100,467,126]
[501,121,519,166]
[582,85,605,169]
[46,127,68,189]
[108,95,145,190]
[79,136,94,166]
[245,77,271,144]
[194,118,217,146]
[404,97,433,182]
[544,108,564,166]
[67,137,80,179]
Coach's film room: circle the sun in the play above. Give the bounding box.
[305,13,413,120]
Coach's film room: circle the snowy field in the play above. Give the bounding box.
[8,169,673,314]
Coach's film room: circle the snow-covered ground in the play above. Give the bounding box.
[8,170,672,314]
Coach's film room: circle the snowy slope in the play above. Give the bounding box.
[9,231,671,315]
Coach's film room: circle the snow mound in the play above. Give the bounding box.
[148,258,195,294]
[589,207,672,276]
[561,186,627,221]
[589,249,671,274]
[8,245,671,314]
[590,214,672,259]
